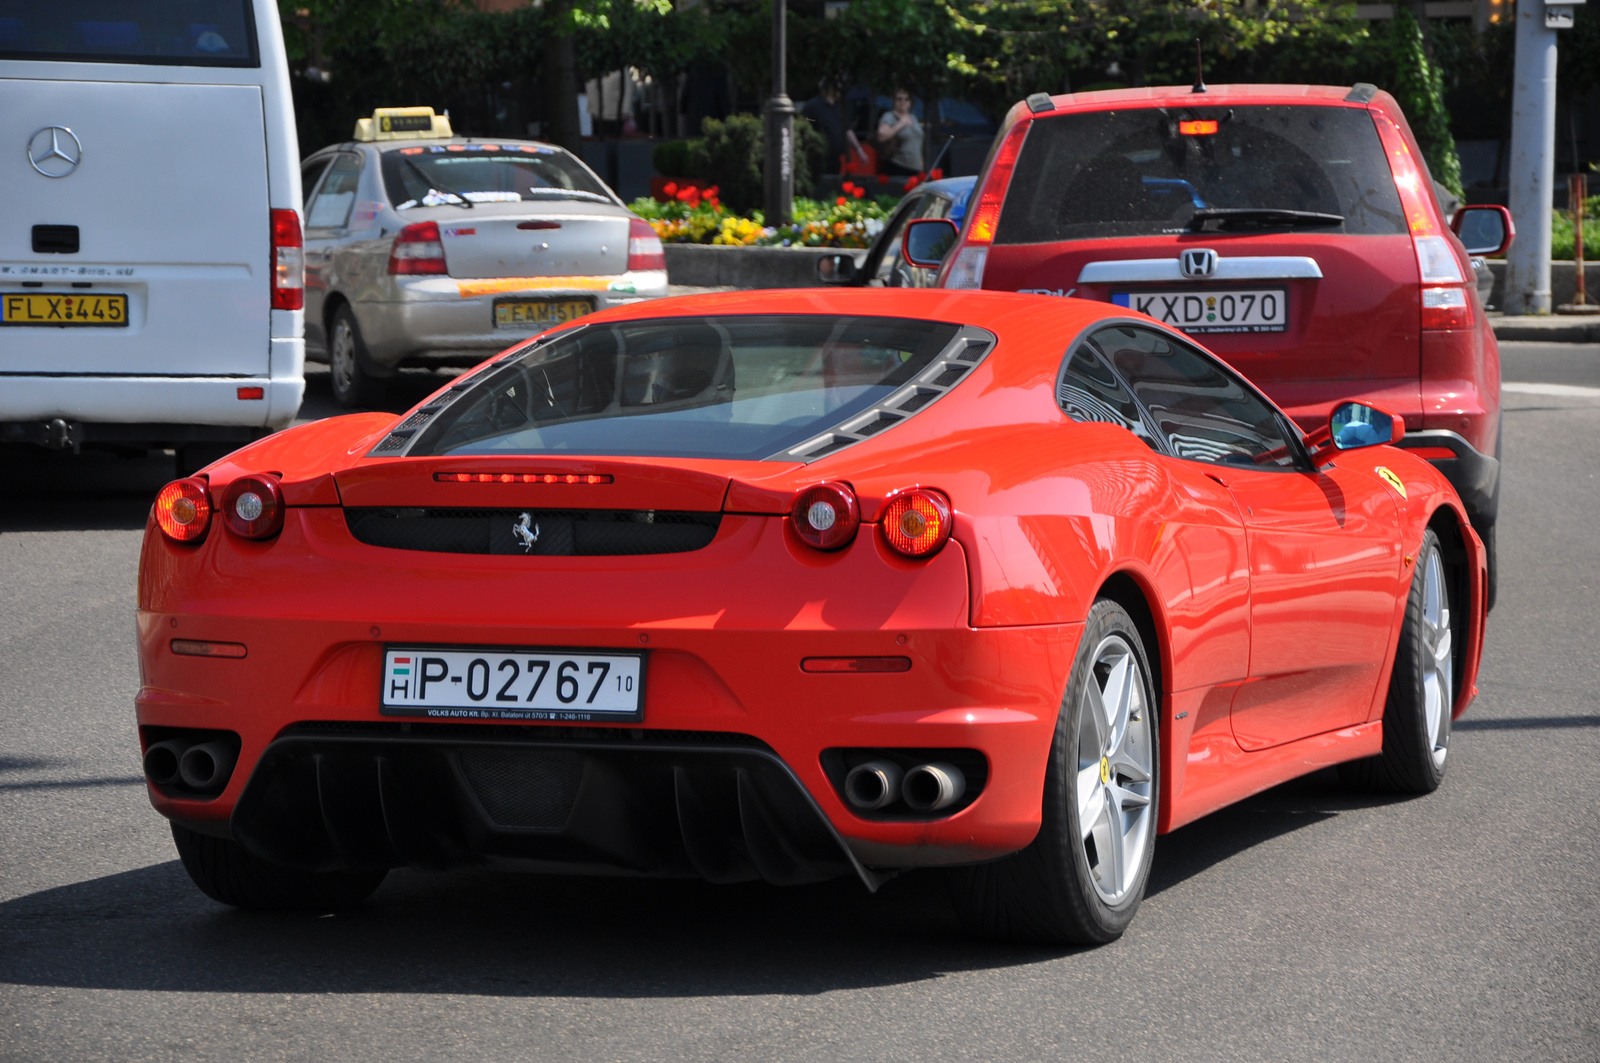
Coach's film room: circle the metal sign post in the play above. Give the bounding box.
[763,0,795,226]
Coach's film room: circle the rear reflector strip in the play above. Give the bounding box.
[801,657,913,673]
[435,472,614,484]
[1406,447,1459,460]
[237,386,264,400]
[171,639,247,658]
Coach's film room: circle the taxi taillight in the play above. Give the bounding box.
[154,478,213,543]
[389,221,449,275]
[270,209,304,311]
[880,488,953,558]
[627,218,666,272]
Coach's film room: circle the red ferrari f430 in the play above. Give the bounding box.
[136,290,1484,944]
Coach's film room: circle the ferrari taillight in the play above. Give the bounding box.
[880,488,952,558]
[221,474,285,539]
[791,482,860,550]
[154,478,212,543]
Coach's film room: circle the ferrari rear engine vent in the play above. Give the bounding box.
[778,331,993,463]
[345,507,722,556]
[371,402,451,453]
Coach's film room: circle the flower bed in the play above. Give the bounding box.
[630,181,900,249]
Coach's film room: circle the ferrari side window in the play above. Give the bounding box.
[1057,344,1161,451]
[1092,325,1299,468]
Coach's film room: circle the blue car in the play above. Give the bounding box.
[816,176,976,289]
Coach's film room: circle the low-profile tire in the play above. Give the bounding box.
[328,304,389,410]
[171,823,387,913]
[1339,527,1457,795]
[947,598,1159,945]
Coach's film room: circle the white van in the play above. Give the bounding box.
[0,0,303,472]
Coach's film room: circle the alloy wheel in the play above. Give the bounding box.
[1420,546,1453,768]
[1074,634,1155,905]
[330,319,357,397]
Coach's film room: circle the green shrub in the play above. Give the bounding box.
[1551,197,1600,260]
[671,114,829,213]
[652,139,693,176]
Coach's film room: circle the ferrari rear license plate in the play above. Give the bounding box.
[493,298,593,328]
[1,292,128,327]
[1111,288,1287,333]
[382,647,644,722]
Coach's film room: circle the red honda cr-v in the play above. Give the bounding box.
[930,84,1509,603]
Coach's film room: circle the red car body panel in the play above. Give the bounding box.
[135,289,1485,871]
[940,83,1502,531]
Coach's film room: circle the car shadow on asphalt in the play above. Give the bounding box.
[0,769,1417,996]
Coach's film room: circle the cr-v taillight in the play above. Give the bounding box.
[627,218,666,271]
[943,117,1029,289]
[1416,234,1471,329]
[388,221,448,275]
[1371,111,1473,331]
[270,209,304,310]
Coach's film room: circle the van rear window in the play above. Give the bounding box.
[995,105,1406,243]
[0,0,258,67]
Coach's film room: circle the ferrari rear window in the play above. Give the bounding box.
[408,316,964,461]
[996,105,1406,243]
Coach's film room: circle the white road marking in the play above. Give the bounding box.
[1502,381,1600,398]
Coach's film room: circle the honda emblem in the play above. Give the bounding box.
[1179,248,1218,279]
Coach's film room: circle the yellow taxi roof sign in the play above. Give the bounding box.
[354,107,453,142]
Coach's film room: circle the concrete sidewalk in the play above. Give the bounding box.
[1490,313,1600,342]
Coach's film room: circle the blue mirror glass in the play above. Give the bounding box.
[1330,402,1393,449]
[903,219,958,267]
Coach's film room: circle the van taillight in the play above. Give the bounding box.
[943,118,1028,289]
[389,221,448,275]
[627,218,666,271]
[270,209,303,311]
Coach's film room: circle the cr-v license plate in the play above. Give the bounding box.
[1112,288,1287,333]
[382,646,645,722]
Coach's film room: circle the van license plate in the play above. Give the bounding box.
[493,298,593,328]
[382,646,645,722]
[1,293,128,327]
[1111,288,1287,333]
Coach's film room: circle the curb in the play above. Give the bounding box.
[1490,316,1600,343]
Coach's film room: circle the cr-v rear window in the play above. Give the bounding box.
[995,105,1406,244]
[0,0,258,66]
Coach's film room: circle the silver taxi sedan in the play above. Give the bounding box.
[300,108,668,406]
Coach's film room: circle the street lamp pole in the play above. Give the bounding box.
[763,0,795,225]
[1505,0,1560,314]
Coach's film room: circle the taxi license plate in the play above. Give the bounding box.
[1,292,129,327]
[1111,288,1287,334]
[382,646,645,722]
[493,298,593,328]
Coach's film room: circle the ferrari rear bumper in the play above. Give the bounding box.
[219,724,883,889]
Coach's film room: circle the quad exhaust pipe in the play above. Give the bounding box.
[843,759,966,813]
[143,735,237,795]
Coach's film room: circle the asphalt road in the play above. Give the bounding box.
[1,344,1597,1062]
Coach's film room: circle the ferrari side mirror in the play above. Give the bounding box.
[816,253,860,285]
[1329,401,1404,451]
[1451,205,1514,257]
[902,218,960,269]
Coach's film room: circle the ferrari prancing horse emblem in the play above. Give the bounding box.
[1374,467,1407,499]
[512,512,540,551]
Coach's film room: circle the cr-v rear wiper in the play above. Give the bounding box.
[1187,208,1342,232]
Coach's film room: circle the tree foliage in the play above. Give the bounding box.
[1389,7,1462,197]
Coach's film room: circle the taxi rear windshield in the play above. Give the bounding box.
[995,105,1406,243]
[381,146,613,209]
[0,0,257,66]
[409,316,962,461]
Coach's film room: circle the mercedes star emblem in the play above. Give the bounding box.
[28,126,82,178]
